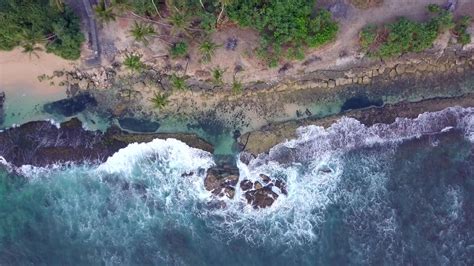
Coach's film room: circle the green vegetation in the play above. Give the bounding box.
[150,91,169,109]
[129,21,156,45]
[453,16,472,45]
[94,0,117,23]
[231,77,243,94]
[359,4,455,58]
[170,41,189,58]
[0,0,85,60]
[227,0,338,65]
[211,67,225,85]
[199,39,220,63]
[123,53,144,72]
[170,74,188,91]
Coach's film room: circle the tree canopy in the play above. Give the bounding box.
[0,0,84,60]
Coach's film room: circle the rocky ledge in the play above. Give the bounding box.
[0,118,213,167]
[239,93,474,155]
[204,165,287,209]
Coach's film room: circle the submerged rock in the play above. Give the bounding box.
[118,117,160,132]
[0,118,213,167]
[44,93,97,117]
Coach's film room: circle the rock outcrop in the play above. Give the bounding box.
[0,118,213,167]
[204,166,288,209]
[239,93,474,155]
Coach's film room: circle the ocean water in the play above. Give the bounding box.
[0,107,473,265]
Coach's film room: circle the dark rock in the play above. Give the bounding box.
[0,92,5,125]
[245,186,279,209]
[240,180,253,191]
[275,180,288,195]
[118,117,160,132]
[239,152,255,165]
[278,63,293,74]
[224,187,235,199]
[254,181,263,190]
[305,108,312,117]
[44,92,97,117]
[0,118,213,167]
[181,171,194,177]
[260,174,271,184]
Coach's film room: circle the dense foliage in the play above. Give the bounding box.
[453,16,472,45]
[359,5,455,58]
[0,0,84,60]
[227,0,338,65]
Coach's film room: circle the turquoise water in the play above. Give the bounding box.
[0,107,473,265]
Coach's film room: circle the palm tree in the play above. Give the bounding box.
[199,39,220,63]
[129,21,156,45]
[21,42,43,59]
[150,91,169,109]
[94,0,116,24]
[170,74,187,91]
[211,66,226,85]
[168,11,191,36]
[123,53,144,72]
[49,0,64,11]
[217,0,233,25]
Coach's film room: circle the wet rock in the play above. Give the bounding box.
[245,186,279,209]
[275,180,288,195]
[0,118,213,167]
[204,166,240,199]
[224,187,235,199]
[260,174,271,184]
[240,180,253,191]
[254,181,263,190]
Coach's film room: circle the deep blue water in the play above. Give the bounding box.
[0,107,473,265]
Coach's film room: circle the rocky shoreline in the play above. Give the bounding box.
[0,118,212,167]
[238,93,474,155]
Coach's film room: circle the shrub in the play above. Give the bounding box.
[170,41,188,58]
[211,67,226,85]
[231,78,243,94]
[170,74,187,91]
[227,0,338,65]
[359,5,455,58]
[149,91,169,109]
[453,16,472,45]
[123,53,144,72]
[199,39,220,63]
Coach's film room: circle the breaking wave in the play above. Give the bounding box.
[1,106,473,264]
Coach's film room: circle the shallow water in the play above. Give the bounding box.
[0,107,473,265]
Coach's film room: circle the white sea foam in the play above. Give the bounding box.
[205,106,474,245]
[3,106,473,251]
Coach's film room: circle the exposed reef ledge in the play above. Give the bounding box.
[239,93,474,155]
[0,118,213,167]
